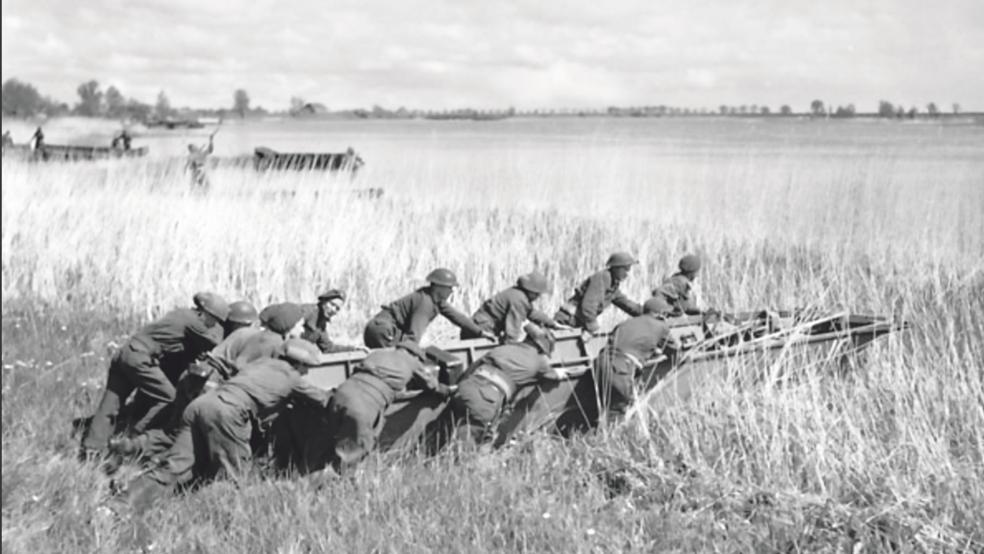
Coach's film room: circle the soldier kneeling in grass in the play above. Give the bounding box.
[127,338,329,513]
[448,324,587,447]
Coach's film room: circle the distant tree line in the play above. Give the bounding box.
[1,77,972,122]
[1,78,267,121]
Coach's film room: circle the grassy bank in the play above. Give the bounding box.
[2,136,982,552]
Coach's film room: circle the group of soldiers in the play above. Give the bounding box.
[77,252,703,512]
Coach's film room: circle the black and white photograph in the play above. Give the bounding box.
[2,0,982,551]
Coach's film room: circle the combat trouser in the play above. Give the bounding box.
[82,341,177,452]
[325,373,391,472]
[449,365,510,445]
[593,348,640,419]
[363,313,400,349]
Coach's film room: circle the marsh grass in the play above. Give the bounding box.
[2,126,983,552]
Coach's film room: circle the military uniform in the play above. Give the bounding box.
[594,313,672,418]
[187,141,214,189]
[82,308,222,452]
[326,346,448,471]
[449,342,551,444]
[363,288,485,348]
[119,327,284,458]
[300,304,361,353]
[653,273,700,315]
[461,287,559,342]
[143,357,330,489]
[555,270,643,333]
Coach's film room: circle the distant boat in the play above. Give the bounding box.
[144,117,205,130]
[214,146,365,174]
[3,143,149,161]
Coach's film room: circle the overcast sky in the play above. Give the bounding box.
[3,0,983,112]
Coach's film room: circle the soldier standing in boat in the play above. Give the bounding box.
[186,133,215,191]
[30,126,45,150]
[554,252,645,342]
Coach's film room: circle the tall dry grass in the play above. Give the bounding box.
[2,123,983,552]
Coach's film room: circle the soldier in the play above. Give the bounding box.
[594,296,678,420]
[128,339,329,512]
[554,252,644,340]
[111,129,132,150]
[461,271,567,342]
[449,325,585,446]
[1,130,13,149]
[109,303,310,461]
[186,134,215,190]
[223,300,259,336]
[652,254,702,316]
[302,288,366,353]
[80,292,229,457]
[325,341,453,473]
[363,268,494,348]
[30,126,45,150]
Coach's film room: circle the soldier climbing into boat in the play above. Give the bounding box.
[363,268,496,348]
[554,251,645,342]
[461,271,569,342]
[652,254,703,316]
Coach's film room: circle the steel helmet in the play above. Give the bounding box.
[426,268,460,288]
[227,301,259,325]
[606,252,638,268]
[678,254,701,273]
[523,324,556,356]
[316,288,346,302]
[517,271,551,295]
[193,291,230,322]
[643,296,674,315]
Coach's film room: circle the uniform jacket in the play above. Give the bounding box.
[300,304,361,353]
[375,288,484,342]
[473,342,552,394]
[653,273,700,315]
[220,358,330,420]
[472,287,557,341]
[564,270,643,332]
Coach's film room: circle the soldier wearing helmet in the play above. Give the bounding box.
[112,302,320,462]
[127,338,331,511]
[324,341,453,473]
[363,268,494,348]
[652,254,703,316]
[80,292,230,459]
[554,251,644,339]
[593,296,679,421]
[301,288,366,353]
[461,271,570,342]
[224,300,259,335]
[448,324,586,446]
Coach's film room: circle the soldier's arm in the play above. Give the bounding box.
[612,291,644,317]
[503,303,527,342]
[528,309,561,329]
[438,302,488,337]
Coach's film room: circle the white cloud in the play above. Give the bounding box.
[2,0,983,111]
